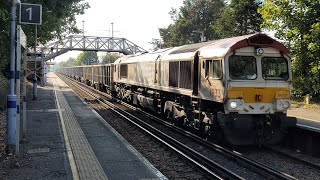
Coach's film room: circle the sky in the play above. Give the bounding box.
[54,0,184,62]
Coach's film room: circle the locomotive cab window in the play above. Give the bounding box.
[262,57,288,80]
[120,64,128,78]
[205,60,222,79]
[229,55,257,80]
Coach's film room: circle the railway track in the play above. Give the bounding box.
[236,146,320,180]
[59,74,298,180]
[265,146,320,170]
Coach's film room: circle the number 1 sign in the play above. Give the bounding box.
[19,3,42,25]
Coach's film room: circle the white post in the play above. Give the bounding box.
[22,50,27,139]
[15,25,22,155]
[7,0,17,153]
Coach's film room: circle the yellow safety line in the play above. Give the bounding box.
[53,75,80,180]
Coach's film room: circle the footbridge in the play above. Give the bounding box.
[26,35,148,84]
[39,35,147,61]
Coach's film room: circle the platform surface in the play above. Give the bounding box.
[52,72,166,180]
[1,72,166,180]
[288,106,320,131]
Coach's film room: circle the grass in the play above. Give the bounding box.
[291,100,320,111]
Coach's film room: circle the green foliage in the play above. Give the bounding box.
[101,53,120,64]
[160,0,225,47]
[159,25,173,48]
[214,0,263,38]
[20,0,89,46]
[0,0,89,77]
[160,0,263,46]
[56,51,100,68]
[75,51,99,65]
[56,57,75,68]
[259,1,320,98]
[0,1,12,77]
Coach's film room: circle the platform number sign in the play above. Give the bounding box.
[19,3,42,25]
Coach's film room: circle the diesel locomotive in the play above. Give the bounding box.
[58,33,296,145]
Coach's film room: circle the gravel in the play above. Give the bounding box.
[240,147,320,180]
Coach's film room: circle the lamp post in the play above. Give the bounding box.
[82,20,85,37]
[82,20,85,50]
[111,22,114,38]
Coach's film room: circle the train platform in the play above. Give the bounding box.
[0,72,166,179]
[288,105,320,132]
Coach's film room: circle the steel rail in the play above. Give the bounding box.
[264,145,320,171]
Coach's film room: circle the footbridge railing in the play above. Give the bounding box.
[38,35,148,61]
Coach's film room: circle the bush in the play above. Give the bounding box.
[0,73,9,111]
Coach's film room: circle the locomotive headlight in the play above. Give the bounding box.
[228,99,244,111]
[230,101,237,109]
[282,100,290,109]
[275,99,290,110]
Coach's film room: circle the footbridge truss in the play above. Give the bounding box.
[39,35,148,61]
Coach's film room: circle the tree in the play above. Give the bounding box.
[75,51,99,65]
[160,0,225,47]
[0,0,89,77]
[0,1,14,77]
[101,53,120,64]
[159,25,173,48]
[60,57,76,67]
[214,0,263,38]
[259,1,320,98]
[19,0,89,45]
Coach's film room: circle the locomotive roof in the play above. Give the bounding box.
[115,33,289,63]
[198,33,289,57]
